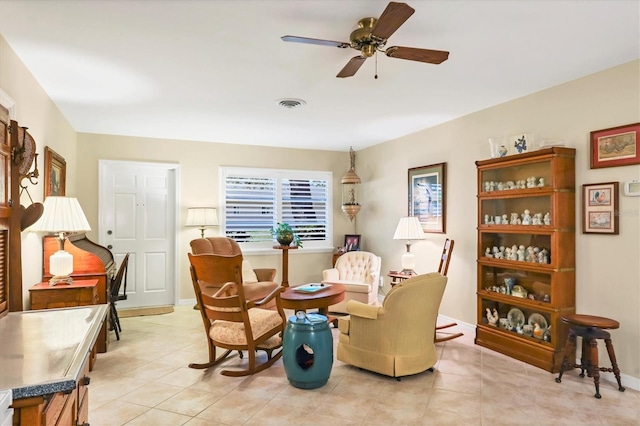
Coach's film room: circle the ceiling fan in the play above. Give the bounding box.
[281,1,449,78]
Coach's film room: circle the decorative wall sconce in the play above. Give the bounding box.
[341,146,361,221]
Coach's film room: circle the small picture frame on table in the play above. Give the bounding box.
[44,146,66,197]
[344,234,361,252]
[582,182,619,234]
[590,123,639,169]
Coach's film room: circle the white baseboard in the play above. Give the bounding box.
[437,315,640,392]
[178,298,196,306]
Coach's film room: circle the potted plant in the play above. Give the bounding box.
[270,222,303,247]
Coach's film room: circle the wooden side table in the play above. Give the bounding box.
[387,271,415,286]
[273,245,298,287]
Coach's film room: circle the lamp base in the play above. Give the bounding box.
[49,276,74,286]
[399,268,417,276]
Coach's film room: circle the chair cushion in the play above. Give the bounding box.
[242,260,259,283]
[209,308,282,346]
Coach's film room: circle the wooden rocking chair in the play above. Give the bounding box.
[188,253,286,376]
[435,239,463,343]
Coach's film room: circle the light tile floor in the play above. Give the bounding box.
[89,306,639,425]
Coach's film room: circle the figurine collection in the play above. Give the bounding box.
[483,244,549,264]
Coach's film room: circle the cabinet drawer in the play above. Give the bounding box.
[30,286,98,310]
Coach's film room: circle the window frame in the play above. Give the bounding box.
[220,166,333,253]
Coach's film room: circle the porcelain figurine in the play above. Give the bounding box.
[538,177,545,187]
[526,176,536,188]
[498,145,508,157]
[521,209,531,225]
[486,308,499,326]
[526,246,536,262]
[543,212,551,225]
[485,247,493,258]
[517,245,526,261]
[497,181,505,191]
[502,214,508,224]
[484,214,490,224]
[533,323,543,339]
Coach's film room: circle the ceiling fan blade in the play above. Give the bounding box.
[281,35,350,48]
[385,46,449,64]
[337,56,367,78]
[371,2,415,40]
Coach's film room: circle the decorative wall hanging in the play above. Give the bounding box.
[590,123,639,169]
[44,146,66,197]
[408,162,446,233]
[582,182,619,234]
[341,147,361,221]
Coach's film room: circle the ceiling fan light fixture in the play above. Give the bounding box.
[277,98,306,109]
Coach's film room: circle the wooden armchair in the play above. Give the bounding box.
[188,253,286,376]
[191,237,279,309]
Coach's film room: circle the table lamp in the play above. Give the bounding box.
[185,207,218,238]
[392,216,426,275]
[29,197,91,285]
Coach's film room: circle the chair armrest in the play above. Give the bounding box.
[254,268,276,282]
[322,268,339,281]
[248,286,284,309]
[345,300,381,319]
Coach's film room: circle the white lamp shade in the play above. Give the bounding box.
[393,216,426,241]
[29,197,91,233]
[185,207,218,227]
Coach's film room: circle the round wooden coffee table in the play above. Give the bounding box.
[281,283,346,320]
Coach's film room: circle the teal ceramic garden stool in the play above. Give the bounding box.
[283,312,333,389]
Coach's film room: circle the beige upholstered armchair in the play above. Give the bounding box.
[337,272,448,378]
[190,237,279,309]
[321,251,381,313]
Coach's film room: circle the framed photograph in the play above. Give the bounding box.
[582,182,619,234]
[344,234,361,252]
[590,122,640,169]
[44,146,66,197]
[408,162,446,233]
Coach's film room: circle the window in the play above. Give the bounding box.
[220,167,332,250]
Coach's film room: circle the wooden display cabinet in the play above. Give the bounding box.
[475,147,576,373]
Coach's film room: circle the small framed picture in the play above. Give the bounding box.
[590,123,639,169]
[582,182,619,234]
[44,146,66,197]
[344,234,361,251]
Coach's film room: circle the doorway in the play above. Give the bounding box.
[98,160,179,308]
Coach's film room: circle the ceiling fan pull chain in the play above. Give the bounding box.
[374,52,378,79]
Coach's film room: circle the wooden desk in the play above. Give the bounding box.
[30,279,99,310]
[273,245,298,287]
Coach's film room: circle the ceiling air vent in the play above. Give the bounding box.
[277,98,306,109]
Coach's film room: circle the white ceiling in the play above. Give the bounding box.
[1,1,638,152]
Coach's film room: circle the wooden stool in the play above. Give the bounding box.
[555,314,625,398]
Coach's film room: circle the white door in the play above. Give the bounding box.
[99,160,179,308]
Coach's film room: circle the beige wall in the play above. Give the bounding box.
[75,134,353,300]
[0,36,78,306]
[2,32,639,383]
[358,60,640,381]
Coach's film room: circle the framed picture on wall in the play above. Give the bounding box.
[408,162,446,233]
[582,182,619,234]
[44,146,66,197]
[590,122,640,169]
[344,234,361,251]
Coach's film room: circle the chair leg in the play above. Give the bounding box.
[604,338,625,392]
[109,303,120,341]
[189,339,234,369]
[556,328,577,384]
